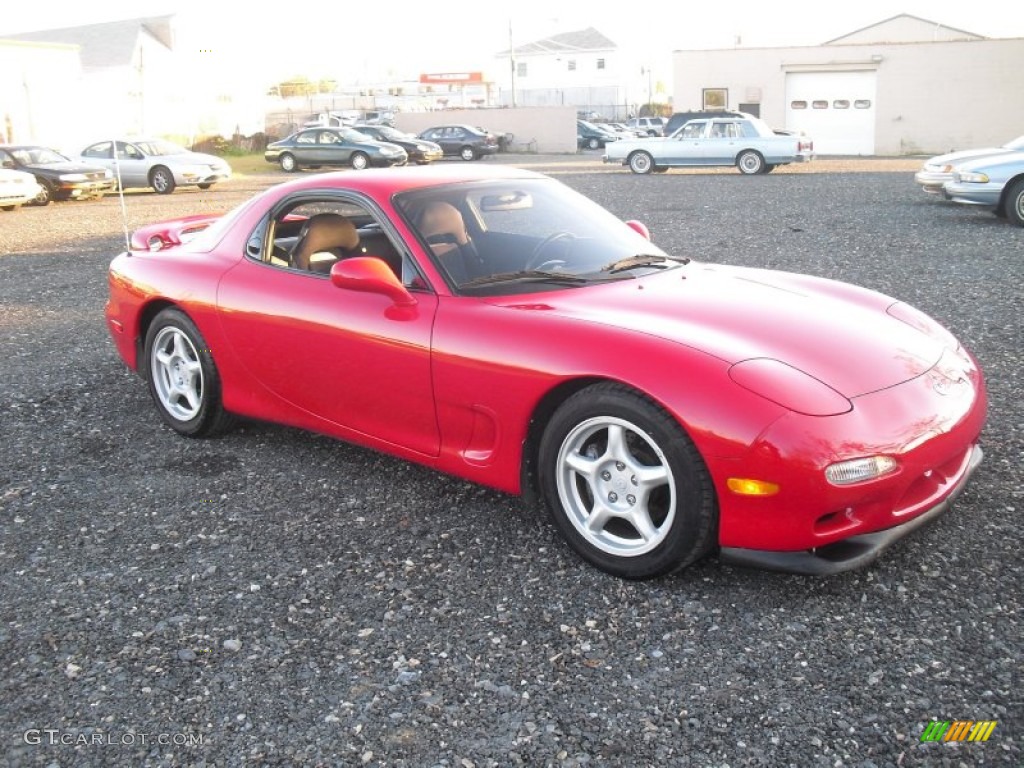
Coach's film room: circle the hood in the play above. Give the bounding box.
[496,264,945,398]
[924,147,1016,169]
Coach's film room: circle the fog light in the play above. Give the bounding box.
[825,456,898,486]
[727,478,780,496]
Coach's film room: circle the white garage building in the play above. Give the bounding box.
[672,15,1024,155]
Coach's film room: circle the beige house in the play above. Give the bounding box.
[672,15,1024,155]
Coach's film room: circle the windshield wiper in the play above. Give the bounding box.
[460,270,592,289]
[601,254,689,273]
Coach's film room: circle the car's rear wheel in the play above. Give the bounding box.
[538,383,717,579]
[459,146,477,161]
[764,164,777,174]
[351,152,369,170]
[628,151,655,175]
[144,308,234,437]
[1005,178,1024,227]
[653,167,669,174]
[279,153,298,172]
[31,179,53,206]
[587,137,600,150]
[737,150,766,175]
[198,183,213,190]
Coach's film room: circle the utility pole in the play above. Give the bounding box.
[509,19,517,108]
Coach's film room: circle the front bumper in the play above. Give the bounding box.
[915,169,951,194]
[721,444,983,575]
[61,179,116,197]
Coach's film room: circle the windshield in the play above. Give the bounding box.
[395,178,681,296]
[11,147,69,164]
[375,126,408,140]
[135,140,187,156]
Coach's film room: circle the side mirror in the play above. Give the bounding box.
[330,257,417,307]
[624,220,651,241]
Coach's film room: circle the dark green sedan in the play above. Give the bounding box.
[265,128,408,172]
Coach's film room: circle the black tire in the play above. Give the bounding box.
[1005,178,1024,227]
[628,151,655,175]
[653,167,669,174]
[350,152,369,170]
[197,183,213,190]
[538,383,717,579]
[1,204,18,211]
[736,150,766,175]
[764,164,777,174]
[150,166,176,194]
[31,179,53,206]
[279,153,298,172]
[143,308,234,437]
[587,137,600,150]
[459,146,477,161]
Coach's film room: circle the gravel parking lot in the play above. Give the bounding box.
[1,156,1020,767]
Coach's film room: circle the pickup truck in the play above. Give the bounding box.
[604,115,814,175]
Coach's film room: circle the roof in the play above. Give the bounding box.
[824,14,984,45]
[5,16,174,68]
[499,27,617,57]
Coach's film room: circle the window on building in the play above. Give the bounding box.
[854,99,872,109]
[567,59,576,71]
[812,100,828,109]
[597,58,605,70]
[791,101,808,110]
[517,62,528,77]
[833,100,850,109]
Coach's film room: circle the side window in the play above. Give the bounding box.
[318,131,338,144]
[253,197,423,289]
[0,150,14,169]
[115,142,141,159]
[296,132,316,144]
[681,122,705,139]
[83,142,112,158]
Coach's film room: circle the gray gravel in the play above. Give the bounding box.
[1,157,1021,767]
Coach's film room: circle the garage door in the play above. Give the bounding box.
[785,71,876,155]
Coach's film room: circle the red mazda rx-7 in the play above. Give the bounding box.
[106,165,986,579]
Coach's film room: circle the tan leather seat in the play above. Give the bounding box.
[291,213,360,272]
[417,201,471,283]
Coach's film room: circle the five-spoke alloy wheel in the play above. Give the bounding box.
[539,383,717,579]
[145,308,233,436]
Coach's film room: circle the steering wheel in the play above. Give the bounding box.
[526,231,576,271]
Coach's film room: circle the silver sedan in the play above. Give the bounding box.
[78,138,232,194]
[942,151,1024,227]
[915,135,1024,194]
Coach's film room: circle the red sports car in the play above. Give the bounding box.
[106,165,987,579]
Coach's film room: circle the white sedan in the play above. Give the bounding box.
[0,168,43,211]
[604,116,813,175]
[915,135,1024,194]
[78,138,231,194]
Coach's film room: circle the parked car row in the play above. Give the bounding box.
[915,136,1024,227]
[265,124,498,171]
[0,139,233,209]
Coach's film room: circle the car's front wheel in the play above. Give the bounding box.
[628,151,655,175]
[350,152,369,170]
[1005,178,1024,227]
[587,137,600,150]
[144,308,234,437]
[737,150,766,175]
[279,153,298,172]
[150,166,176,194]
[31,179,53,206]
[538,383,717,579]
[459,146,477,161]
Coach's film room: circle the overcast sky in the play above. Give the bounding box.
[3,1,1023,84]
